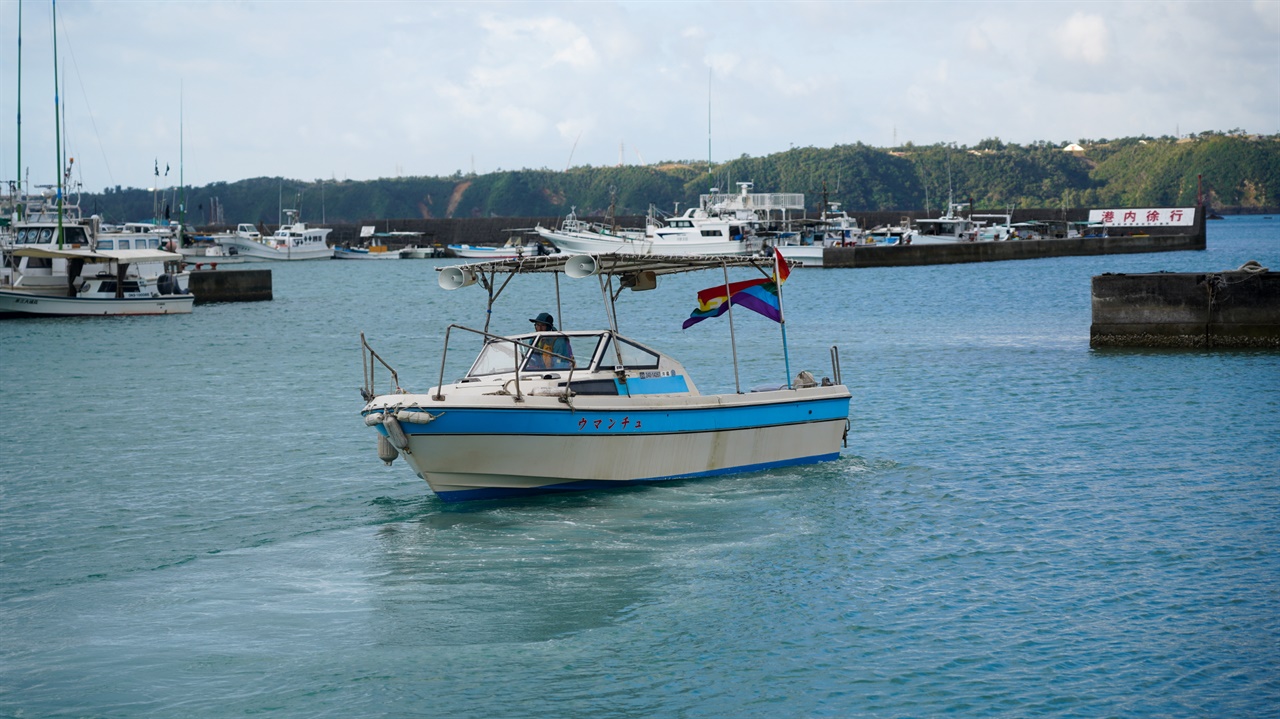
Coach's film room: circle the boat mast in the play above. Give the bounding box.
[14,0,20,222]
[707,67,712,176]
[51,0,63,247]
[178,81,184,248]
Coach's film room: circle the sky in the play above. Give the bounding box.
[1,0,1277,194]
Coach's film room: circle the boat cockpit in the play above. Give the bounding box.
[455,330,697,397]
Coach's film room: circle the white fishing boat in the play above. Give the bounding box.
[178,235,244,266]
[358,253,851,502]
[0,246,192,318]
[401,245,444,259]
[3,198,190,295]
[864,219,916,245]
[911,201,985,244]
[181,243,243,266]
[334,227,426,259]
[773,202,865,267]
[449,235,560,259]
[219,211,332,261]
[333,244,403,260]
[536,183,804,256]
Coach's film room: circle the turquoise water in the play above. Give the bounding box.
[2,217,1277,717]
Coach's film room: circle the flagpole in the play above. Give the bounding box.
[722,261,741,394]
[774,251,792,388]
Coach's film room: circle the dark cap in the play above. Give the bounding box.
[529,312,556,329]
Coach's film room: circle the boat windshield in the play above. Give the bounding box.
[467,339,521,376]
[466,333,608,376]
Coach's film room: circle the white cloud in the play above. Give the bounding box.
[0,0,1273,193]
[1057,13,1111,65]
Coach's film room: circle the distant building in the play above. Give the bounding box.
[1063,143,1086,153]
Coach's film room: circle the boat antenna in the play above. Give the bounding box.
[179,80,184,248]
[52,0,64,247]
[707,66,712,175]
[945,143,954,216]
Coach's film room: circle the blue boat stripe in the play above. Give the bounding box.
[366,396,850,436]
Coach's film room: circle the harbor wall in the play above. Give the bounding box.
[1090,268,1279,348]
[824,231,1206,268]
[189,269,273,304]
[197,206,1207,254]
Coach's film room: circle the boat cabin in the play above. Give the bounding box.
[455,330,698,397]
[8,224,92,247]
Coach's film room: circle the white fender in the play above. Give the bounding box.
[377,435,398,465]
[364,412,385,427]
[382,413,411,452]
[395,410,437,425]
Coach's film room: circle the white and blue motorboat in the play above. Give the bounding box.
[358,254,851,502]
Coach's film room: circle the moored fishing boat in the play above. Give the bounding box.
[358,253,850,501]
[0,246,192,317]
[333,244,403,260]
[536,183,804,256]
[773,202,865,267]
[219,211,331,261]
[448,235,560,259]
[3,197,191,295]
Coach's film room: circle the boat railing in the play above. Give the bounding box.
[434,324,578,403]
[360,332,403,402]
[829,345,842,386]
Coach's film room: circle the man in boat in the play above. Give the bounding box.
[527,312,573,370]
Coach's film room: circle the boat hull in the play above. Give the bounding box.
[448,244,558,259]
[332,247,403,260]
[774,245,825,267]
[365,388,850,501]
[218,239,333,261]
[537,228,755,257]
[0,289,194,317]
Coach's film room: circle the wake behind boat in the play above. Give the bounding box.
[358,253,850,502]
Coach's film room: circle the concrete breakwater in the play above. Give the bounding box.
[189,269,272,304]
[825,231,1206,268]
[201,206,1207,267]
[1091,264,1279,348]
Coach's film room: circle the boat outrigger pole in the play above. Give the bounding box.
[721,261,742,394]
[775,251,792,388]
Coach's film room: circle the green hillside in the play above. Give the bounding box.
[78,133,1280,225]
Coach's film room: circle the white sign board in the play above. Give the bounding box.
[1088,208,1196,227]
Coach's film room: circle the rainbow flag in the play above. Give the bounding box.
[682,254,790,329]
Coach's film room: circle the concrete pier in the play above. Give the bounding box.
[824,206,1206,268]
[188,269,273,304]
[1090,265,1279,348]
[825,232,1206,268]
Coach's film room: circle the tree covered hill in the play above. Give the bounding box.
[81,133,1280,226]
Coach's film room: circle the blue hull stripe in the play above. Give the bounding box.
[433,451,841,502]
[617,375,689,395]
[367,396,850,437]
